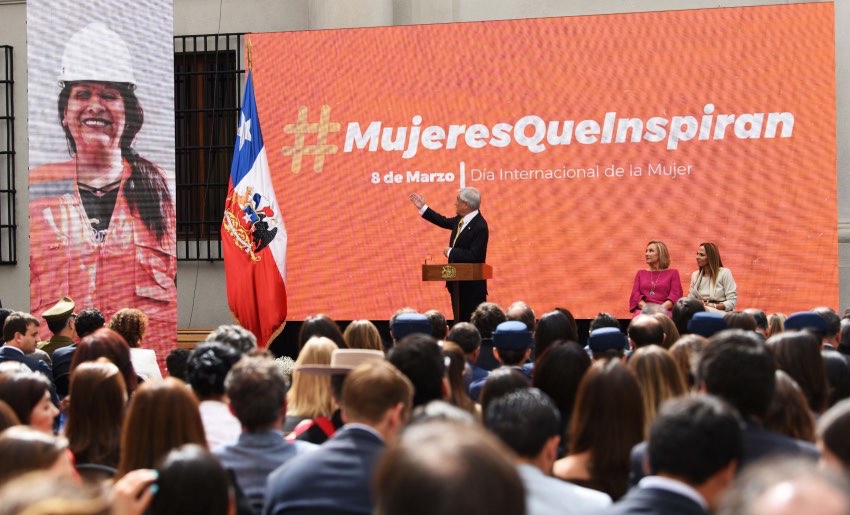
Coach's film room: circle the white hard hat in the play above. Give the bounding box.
[59,22,136,88]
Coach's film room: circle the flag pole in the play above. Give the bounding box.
[247,38,252,71]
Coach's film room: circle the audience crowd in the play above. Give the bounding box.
[1,298,850,515]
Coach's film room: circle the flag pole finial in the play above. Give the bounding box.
[247,38,253,71]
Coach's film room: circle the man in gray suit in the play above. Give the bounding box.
[214,357,315,513]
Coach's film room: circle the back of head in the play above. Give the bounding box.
[744,308,769,332]
[71,328,137,394]
[74,308,105,339]
[165,348,191,381]
[569,360,644,499]
[628,314,665,349]
[724,311,757,332]
[298,314,345,350]
[387,334,445,407]
[106,308,147,348]
[287,337,336,418]
[763,370,815,442]
[668,334,708,388]
[0,371,52,425]
[697,330,775,419]
[441,341,475,414]
[672,297,705,335]
[66,360,126,466]
[342,361,413,426]
[343,320,384,351]
[446,322,481,355]
[534,310,577,359]
[717,457,850,515]
[532,342,590,432]
[648,395,742,485]
[817,399,850,474]
[814,307,841,339]
[374,421,524,515]
[652,313,680,348]
[0,426,68,486]
[480,367,531,415]
[424,310,448,339]
[629,345,688,434]
[590,312,620,333]
[186,342,242,401]
[117,378,206,478]
[0,473,108,515]
[484,388,560,459]
[470,302,507,339]
[148,444,231,515]
[506,301,536,332]
[205,324,257,354]
[225,356,288,431]
[768,312,787,338]
[766,330,828,413]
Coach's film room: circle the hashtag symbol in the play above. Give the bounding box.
[282,105,340,173]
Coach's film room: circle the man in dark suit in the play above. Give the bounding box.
[0,311,58,405]
[602,395,742,515]
[263,360,413,515]
[410,187,489,323]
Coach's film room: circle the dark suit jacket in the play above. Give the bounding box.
[629,418,819,487]
[0,345,59,405]
[422,208,489,321]
[52,344,77,398]
[596,486,706,515]
[421,208,489,269]
[262,425,385,515]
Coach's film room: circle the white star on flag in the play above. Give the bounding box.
[236,112,252,151]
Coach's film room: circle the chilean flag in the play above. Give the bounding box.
[222,71,288,346]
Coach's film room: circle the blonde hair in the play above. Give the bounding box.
[647,240,671,270]
[343,320,384,352]
[286,336,337,418]
[767,313,787,337]
[629,345,688,436]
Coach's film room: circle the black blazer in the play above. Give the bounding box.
[596,486,707,515]
[421,208,488,265]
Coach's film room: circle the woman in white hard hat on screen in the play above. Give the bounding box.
[29,22,176,360]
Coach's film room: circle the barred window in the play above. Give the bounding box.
[0,45,16,265]
[174,33,245,261]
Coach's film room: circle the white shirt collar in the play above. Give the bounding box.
[461,210,479,226]
[638,476,708,510]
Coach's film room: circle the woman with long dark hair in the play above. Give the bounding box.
[687,242,737,312]
[29,22,176,355]
[64,360,127,477]
[553,360,644,500]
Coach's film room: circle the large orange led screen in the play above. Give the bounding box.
[251,3,836,320]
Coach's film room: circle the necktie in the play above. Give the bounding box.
[452,219,464,246]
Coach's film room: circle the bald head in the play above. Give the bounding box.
[628,314,665,350]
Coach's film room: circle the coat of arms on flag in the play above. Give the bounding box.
[222,69,288,345]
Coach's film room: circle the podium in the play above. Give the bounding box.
[422,263,493,323]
